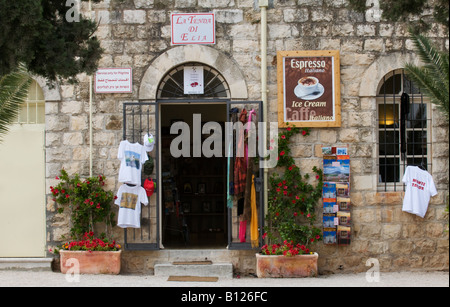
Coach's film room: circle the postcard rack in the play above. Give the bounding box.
[322,146,351,245]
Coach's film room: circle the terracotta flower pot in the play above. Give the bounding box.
[256,253,318,278]
[60,250,122,275]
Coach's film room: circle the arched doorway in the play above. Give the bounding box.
[122,46,262,250]
[158,63,230,248]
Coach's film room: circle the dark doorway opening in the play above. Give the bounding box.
[161,103,227,248]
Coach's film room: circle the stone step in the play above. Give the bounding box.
[0,258,53,271]
[154,261,233,279]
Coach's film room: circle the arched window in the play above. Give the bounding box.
[377,69,431,191]
[157,63,231,99]
[17,80,45,124]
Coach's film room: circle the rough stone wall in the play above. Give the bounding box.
[45,0,449,274]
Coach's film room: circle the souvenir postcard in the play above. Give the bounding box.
[322,182,336,199]
[323,201,338,214]
[337,211,351,226]
[322,147,332,155]
[336,183,349,197]
[323,213,337,228]
[337,197,351,212]
[337,225,351,245]
[324,156,349,182]
[323,229,337,244]
[336,147,348,155]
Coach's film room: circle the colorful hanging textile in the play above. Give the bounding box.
[239,221,246,243]
[250,175,259,248]
[234,109,247,196]
[242,109,257,223]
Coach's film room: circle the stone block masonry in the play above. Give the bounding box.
[44,0,449,275]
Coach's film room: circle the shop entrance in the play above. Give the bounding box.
[161,103,227,248]
[122,58,264,251]
[121,100,264,251]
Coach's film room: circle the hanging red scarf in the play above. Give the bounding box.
[234,109,247,196]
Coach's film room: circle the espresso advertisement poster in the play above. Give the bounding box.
[277,50,341,127]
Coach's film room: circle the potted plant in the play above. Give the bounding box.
[257,240,319,278]
[50,169,121,275]
[56,232,122,275]
[257,125,323,278]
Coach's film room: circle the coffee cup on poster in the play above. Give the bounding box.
[298,76,319,95]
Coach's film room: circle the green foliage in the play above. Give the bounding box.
[264,124,323,249]
[405,30,449,122]
[0,0,103,84]
[378,0,428,22]
[346,0,367,12]
[0,63,32,143]
[347,0,449,31]
[433,0,450,29]
[51,169,116,240]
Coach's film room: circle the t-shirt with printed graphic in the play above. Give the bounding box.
[115,184,149,228]
[402,166,437,218]
[118,140,148,185]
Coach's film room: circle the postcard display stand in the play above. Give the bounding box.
[322,146,351,245]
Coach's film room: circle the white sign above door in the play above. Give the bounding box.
[171,13,215,45]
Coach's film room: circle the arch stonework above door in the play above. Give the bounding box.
[139,45,248,100]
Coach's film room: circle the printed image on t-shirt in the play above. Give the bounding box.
[125,151,141,170]
[120,192,138,210]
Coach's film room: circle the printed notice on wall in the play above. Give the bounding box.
[184,66,204,94]
[277,51,341,128]
[95,68,132,93]
[171,13,215,45]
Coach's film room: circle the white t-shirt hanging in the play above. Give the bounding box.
[402,166,437,218]
[118,140,148,185]
[115,184,149,228]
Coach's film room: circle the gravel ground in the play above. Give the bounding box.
[0,270,448,287]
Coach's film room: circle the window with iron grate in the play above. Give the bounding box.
[377,69,432,191]
[17,80,45,124]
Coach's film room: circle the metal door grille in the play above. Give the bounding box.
[122,102,159,250]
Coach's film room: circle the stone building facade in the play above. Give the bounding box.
[44,0,449,275]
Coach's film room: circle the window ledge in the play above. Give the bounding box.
[372,191,403,205]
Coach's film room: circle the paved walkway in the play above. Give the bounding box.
[0,270,448,287]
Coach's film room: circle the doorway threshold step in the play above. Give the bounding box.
[154,262,233,279]
[172,260,213,265]
[0,258,53,271]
